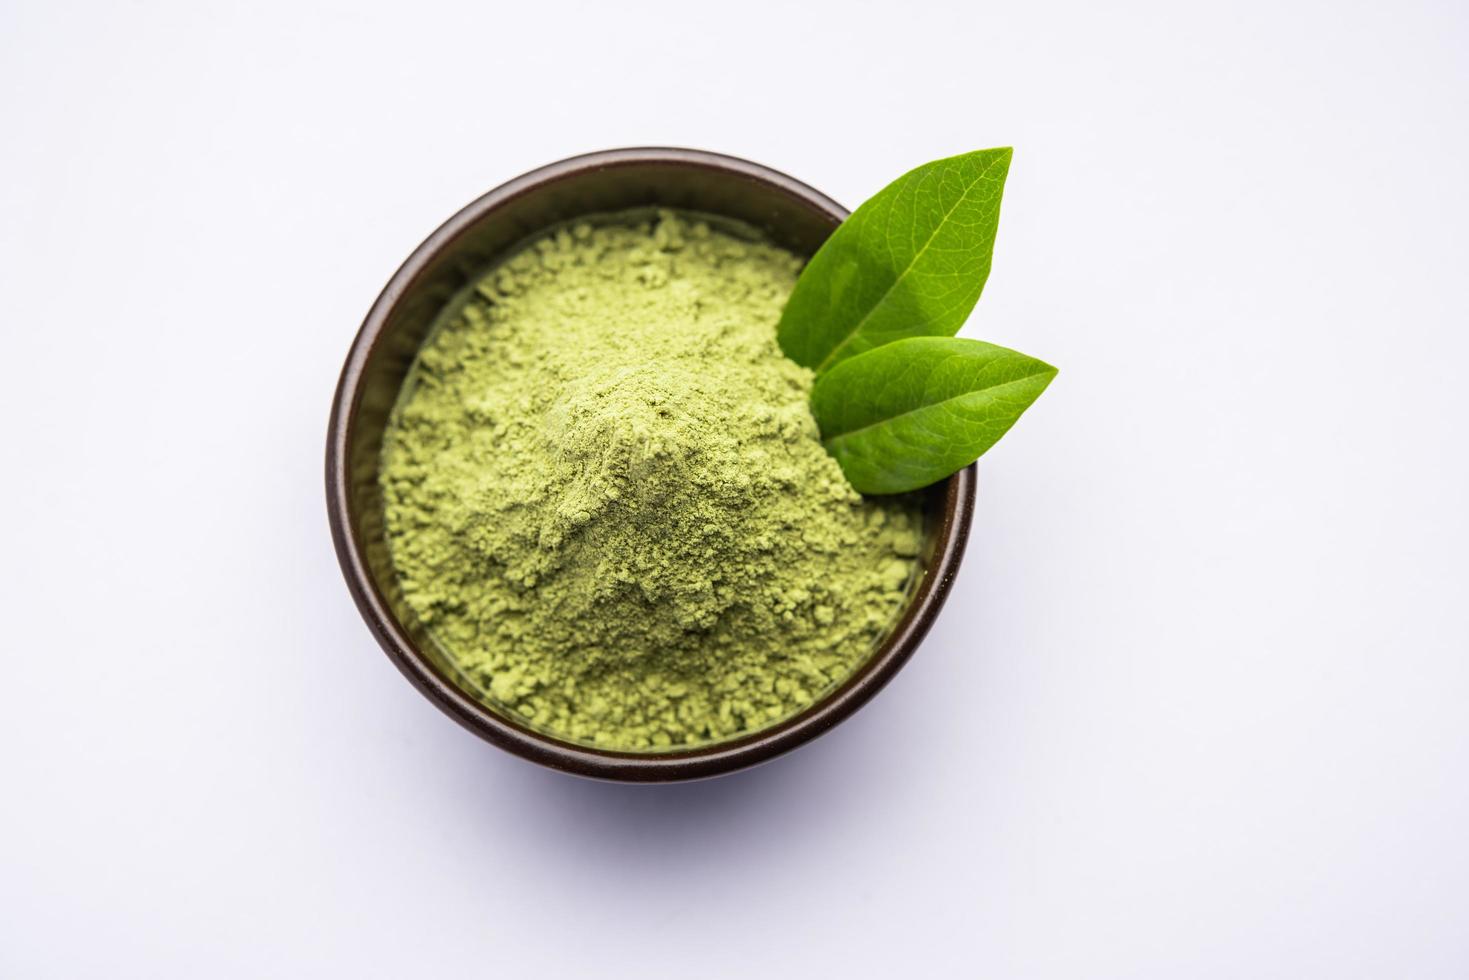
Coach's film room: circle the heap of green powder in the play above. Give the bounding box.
[381,210,923,750]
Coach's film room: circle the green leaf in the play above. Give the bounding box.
[811,337,1056,494]
[778,147,1012,375]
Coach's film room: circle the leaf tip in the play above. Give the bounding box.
[1035,361,1059,391]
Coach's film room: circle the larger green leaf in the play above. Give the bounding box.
[778,147,1012,375]
[811,337,1056,494]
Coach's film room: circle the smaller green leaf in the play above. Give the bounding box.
[811,337,1056,495]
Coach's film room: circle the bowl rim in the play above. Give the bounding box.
[326,147,976,782]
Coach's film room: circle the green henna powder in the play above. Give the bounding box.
[381,210,924,750]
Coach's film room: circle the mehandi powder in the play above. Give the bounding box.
[381,211,923,750]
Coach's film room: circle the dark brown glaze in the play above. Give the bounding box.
[326,148,976,782]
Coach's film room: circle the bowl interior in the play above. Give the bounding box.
[332,150,968,779]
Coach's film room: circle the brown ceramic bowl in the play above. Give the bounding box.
[326,148,975,782]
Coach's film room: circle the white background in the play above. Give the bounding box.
[3,1,1467,976]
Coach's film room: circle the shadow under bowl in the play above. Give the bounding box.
[326,147,975,782]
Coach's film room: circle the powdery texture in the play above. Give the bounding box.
[381,211,923,750]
